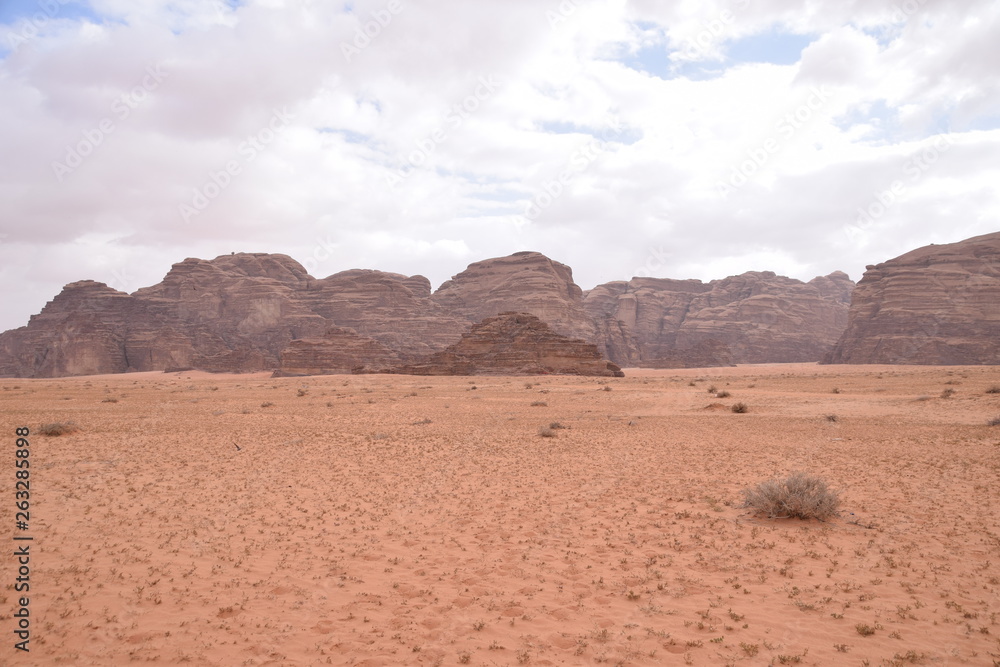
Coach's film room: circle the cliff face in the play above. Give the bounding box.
[383,312,624,377]
[824,233,1000,365]
[0,249,859,377]
[582,271,854,366]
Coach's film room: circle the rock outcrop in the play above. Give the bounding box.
[0,249,859,378]
[432,251,599,342]
[276,327,401,376]
[824,233,1000,365]
[384,312,624,376]
[583,271,854,366]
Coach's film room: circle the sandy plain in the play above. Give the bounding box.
[1,363,999,666]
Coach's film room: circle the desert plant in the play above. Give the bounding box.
[548,422,567,429]
[601,385,613,392]
[260,401,274,408]
[740,471,840,520]
[988,415,1000,427]
[825,414,839,422]
[855,623,876,636]
[940,388,955,399]
[101,397,118,403]
[38,422,80,436]
[716,390,731,398]
[731,402,749,413]
[530,401,547,407]
[538,426,557,438]
[707,385,718,393]
[986,385,1000,394]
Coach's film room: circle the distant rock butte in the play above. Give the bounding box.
[0,249,857,377]
[383,312,624,377]
[824,232,1000,365]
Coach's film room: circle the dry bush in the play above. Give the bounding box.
[530,401,547,407]
[548,421,567,430]
[538,426,557,438]
[988,415,1000,427]
[740,471,840,521]
[716,390,731,398]
[986,385,1000,394]
[731,402,749,413]
[940,388,955,399]
[38,422,80,436]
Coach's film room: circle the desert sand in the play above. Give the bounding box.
[2,363,999,666]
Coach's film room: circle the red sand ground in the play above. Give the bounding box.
[1,363,999,666]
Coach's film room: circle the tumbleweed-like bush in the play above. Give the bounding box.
[740,471,840,520]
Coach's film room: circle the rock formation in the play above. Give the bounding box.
[583,271,854,366]
[0,249,857,378]
[383,312,624,377]
[824,232,1000,365]
[276,327,401,376]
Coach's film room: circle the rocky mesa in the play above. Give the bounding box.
[824,232,1000,365]
[0,249,858,377]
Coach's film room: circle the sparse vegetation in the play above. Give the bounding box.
[855,623,877,636]
[530,401,547,407]
[731,402,748,413]
[716,390,731,398]
[260,401,274,408]
[988,415,1000,427]
[296,388,308,397]
[38,421,80,436]
[986,385,1000,394]
[101,397,119,403]
[548,422,567,429]
[740,471,840,521]
[825,414,839,422]
[940,388,955,399]
[538,426,557,438]
[601,385,612,392]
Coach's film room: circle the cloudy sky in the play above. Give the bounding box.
[1,0,998,332]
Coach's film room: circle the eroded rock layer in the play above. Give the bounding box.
[824,233,1000,365]
[384,312,624,377]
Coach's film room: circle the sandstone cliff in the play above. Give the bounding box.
[0,250,858,378]
[824,233,1000,365]
[276,327,401,376]
[384,312,624,377]
[583,270,854,366]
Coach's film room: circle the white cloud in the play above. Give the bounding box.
[0,0,998,331]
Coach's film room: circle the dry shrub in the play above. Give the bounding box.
[986,385,1000,394]
[38,422,80,436]
[716,390,731,398]
[538,426,557,438]
[988,415,1000,427]
[740,471,840,521]
[731,402,749,413]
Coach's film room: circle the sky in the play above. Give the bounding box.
[1,0,998,332]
